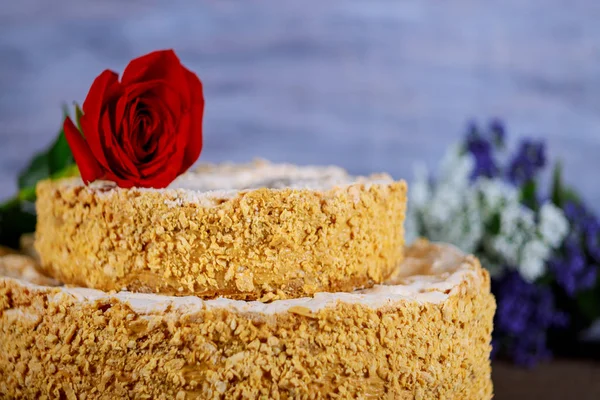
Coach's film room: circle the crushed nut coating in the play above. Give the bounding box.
[34,162,407,299]
[1,241,494,399]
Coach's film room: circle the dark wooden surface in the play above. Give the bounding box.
[493,360,600,400]
[1,0,599,210]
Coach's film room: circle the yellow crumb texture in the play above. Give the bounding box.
[34,178,407,299]
[0,241,495,399]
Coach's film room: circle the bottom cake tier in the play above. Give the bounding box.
[0,240,495,399]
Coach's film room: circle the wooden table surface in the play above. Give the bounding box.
[1,0,599,212]
[493,359,600,400]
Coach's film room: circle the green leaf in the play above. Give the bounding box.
[486,212,501,235]
[74,102,84,132]
[537,272,555,285]
[519,180,538,210]
[48,105,74,173]
[17,105,75,190]
[1,105,80,247]
[0,202,36,249]
[47,130,74,174]
[563,188,581,205]
[550,160,582,208]
[17,153,50,190]
[550,161,564,207]
[51,164,79,181]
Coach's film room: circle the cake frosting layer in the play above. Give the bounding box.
[34,160,407,299]
[0,240,495,399]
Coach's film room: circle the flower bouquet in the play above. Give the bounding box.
[406,120,600,366]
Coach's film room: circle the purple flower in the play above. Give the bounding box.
[489,119,505,147]
[550,200,600,295]
[563,201,588,226]
[491,338,501,359]
[511,332,552,367]
[507,139,546,185]
[492,271,566,366]
[471,150,498,180]
[585,218,600,262]
[550,237,598,296]
[465,123,498,179]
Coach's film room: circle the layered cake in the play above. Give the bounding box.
[0,240,494,399]
[35,160,407,300]
[0,49,495,399]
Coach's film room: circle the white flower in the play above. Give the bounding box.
[407,147,487,253]
[519,239,551,281]
[438,145,473,190]
[483,201,533,262]
[403,209,419,245]
[427,187,461,224]
[498,202,536,237]
[475,178,519,218]
[539,203,569,247]
[406,143,563,283]
[410,163,484,253]
[486,235,520,266]
[410,162,430,208]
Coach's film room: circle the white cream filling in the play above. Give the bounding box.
[55,160,394,207]
[2,244,478,316]
[170,161,357,191]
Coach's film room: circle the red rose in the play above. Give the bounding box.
[64,49,204,188]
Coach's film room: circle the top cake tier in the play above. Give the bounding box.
[34,160,407,300]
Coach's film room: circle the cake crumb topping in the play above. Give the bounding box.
[34,160,407,299]
[0,240,494,399]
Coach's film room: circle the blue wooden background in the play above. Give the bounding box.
[1,0,599,210]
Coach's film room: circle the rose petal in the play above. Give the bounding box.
[114,94,129,138]
[121,50,190,104]
[125,98,157,163]
[143,108,161,145]
[123,99,142,162]
[139,170,178,188]
[101,110,140,179]
[80,70,121,169]
[82,69,120,119]
[180,105,204,173]
[132,94,178,168]
[144,91,177,129]
[63,117,104,183]
[79,115,108,172]
[139,143,177,176]
[139,123,181,177]
[133,105,159,162]
[116,82,165,142]
[183,67,204,108]
[117,82,182,162]
[179,67,204,172]
[140,150,183,188]
[124,80,183,116]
